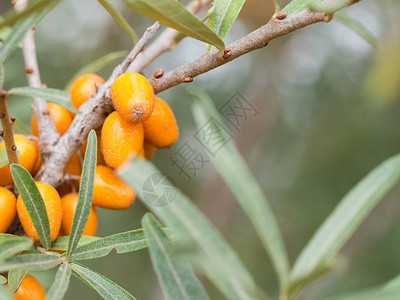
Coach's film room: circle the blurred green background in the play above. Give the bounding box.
[1,0,400,299]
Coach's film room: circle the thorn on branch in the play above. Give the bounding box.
[223,48,232,59]
[0,90,7,100]
[42,83,47,88]
[11,0,17,6]
[25,67,34,74]
[10,116,16,123]
[11,145,17,151]
[42,109,50,115]
[152,69,164,79]
[0,113,5,119]
[183,76,193,83]
[276,12,287,20]
[0,130,3,137]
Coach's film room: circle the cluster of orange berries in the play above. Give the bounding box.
[0,72,178,245]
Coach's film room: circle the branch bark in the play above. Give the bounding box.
[38,9,329,187]
[0,90,19,165]
[14,0,60,154]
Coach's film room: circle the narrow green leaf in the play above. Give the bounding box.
[0,17,12,42]
[7,269,27,293]
[71,262,135,300]
[47,263,72,300]
[119,160,267,300]
[282,0,322,16]
[0,275,6,285]
[10,164,51,250]
[143,214,209,300]
[0,0,59,29]
[0,236,33,260]
[123,0,225,52]
[324,274,400,300]
[98,0,138,44]
[0,3,57,64]
[190,88,290,288]
[71,229,147,261]
[0,254,62,272]
[64,51,127,90]
[335,12,384,54]
[0,149,8,168]
[291,154,400,282]
[51,236,100,252]
[0,65,5,89]
[66,130,97,259]
[0,285,13,300]
[207,0,246,52]
[8,87,77,113]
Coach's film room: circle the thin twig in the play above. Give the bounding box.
[127,0,210,73]
[0,90,19,165]
[37,22,162,185]
[149,10,329,93]
[14,0,60,152]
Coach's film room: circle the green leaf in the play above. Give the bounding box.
[334,12,384,54]
[282,0,322,16]
[71,262,135,300]
[0,254,62,272]
[207,0,246,52]
[190,88,290,288]
[0,285,13,300]
[291,154,400,282]
[97,0,138,44]
[324,274,400,300]
[0,17,12,42]
[0,65,5,89]
[143,214,209,300]
[7,269,27,293]
[47,263,72,300]
[0,3,57,64]
[64,51,127,90]
[123,0,225,52]
[0,236,33,260]
[66,130,97,259]
[0,275,6,285]
[70,229,148,261]
[13,118,32,135]
[8,87,77,113]
[119,160,266,300]
[10,164,51,250]
[0,0,59,29]
[51,236,100,252]
[0,149,8,168]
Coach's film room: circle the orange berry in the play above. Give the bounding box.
[0,187,16,233]
[101,111,144,168]
[64,152,82,176]
[31,103,73,137]
[17,181,62,242]
[13,274,46,300]
[111,72,155,123]
[80,130,106,166]
[93,166,135,210]
[60,193,98,236]
[0,135,38,186]
[143,97,178,148]
[69,74,105,109]
[144,142,157,160]
[30,140,42,177]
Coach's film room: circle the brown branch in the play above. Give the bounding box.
[0,90,19,165]
[127,0,211,73]
[149,10,329,93]
[14,0,60,152]
[36,22,162,186]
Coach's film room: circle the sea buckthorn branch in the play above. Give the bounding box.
[36,22,162,185]
[0,88,19,165]
[127,0,212,73]
[14,0,60,153]
[149,10,329,93]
